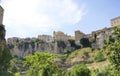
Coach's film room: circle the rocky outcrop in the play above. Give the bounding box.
[80,27,114,49]
[90,27,113,49]
[7,37,74,58]
[7,27,114,58]
[0,24,11,71]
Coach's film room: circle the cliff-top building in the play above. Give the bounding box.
[111,16,120,27]
[75,30,85,44]
[53,31,70,41]
[0,6,4,24]
[38,35,54,42]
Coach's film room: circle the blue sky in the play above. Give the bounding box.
[0,0,120,38]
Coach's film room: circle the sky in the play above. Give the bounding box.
[0,0,120,38]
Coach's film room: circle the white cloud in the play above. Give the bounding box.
[2,0,86,38]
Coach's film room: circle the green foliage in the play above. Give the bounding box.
[68,40,76,47]
[68,40,81,49]
[0,24,12,75]
[8,57,22,73]
[0,24,4,30]
[94,51,105,62]
[57,54,68,62]
[14,73,20,76]
[0,48,11,71]
[90,65,120,76]
[63,64,90,76]
[23,52,62,76]
[57,41,66,49]
[80,38,91,48]
[0,71,13,76]
[34,38,40,43]
[110,69,120,76]
[0,24,5,34]
[0,24,5,38]
[91,69,110,76]
[105,27,120,70]
[83,51,89,57]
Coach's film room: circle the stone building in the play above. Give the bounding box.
[111,16,120,27]
[75,30,85,44]
[68,36,75,40]
[75,27,114,49]
[53,31,70,41]
[38,35,54,42]
[0,6,4,24]
[91,27,113,49]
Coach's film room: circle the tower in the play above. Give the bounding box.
[75,30,85,45]
[0,6,4,24]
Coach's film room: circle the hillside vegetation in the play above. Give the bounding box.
[1,26,120,76]
[65,48,109,70]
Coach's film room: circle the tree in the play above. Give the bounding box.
[68,40,81,49]
[94,51,105,62]
[80,38,91,48]
[63,64,90,76]
[0,24,12,75]
[105,27,120,75]
[23,52,62,76]
[0,24,5,39]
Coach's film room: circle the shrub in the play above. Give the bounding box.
[94,51,105,62]
[83,51,89,57]
[63,64,90,76]
[80,38,91,48]
[24,52,62,76]
[15,73,20,76]
[91,66,112,76]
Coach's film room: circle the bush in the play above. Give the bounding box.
[83,51,89,57]
[15,73,20,76]
[0,71,13,76]
[91,66,112,76]
[24,52,62,76]
[86,59,94,64]
[63,64,90,76]
[80,38,91,48]
[94,51,105,62]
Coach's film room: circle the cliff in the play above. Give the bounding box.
[7,37,75,58]
[7,27,114,58]
[78,27,114,49]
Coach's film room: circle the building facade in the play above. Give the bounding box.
[0,6,4,24]
[53,31,70,41]
[111,16,120,27]
[75,30,85,44]
[38,35,54,42]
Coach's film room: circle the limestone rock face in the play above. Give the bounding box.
[7,37,73,58]
[91,27,113,49]
[78,27,114,49]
